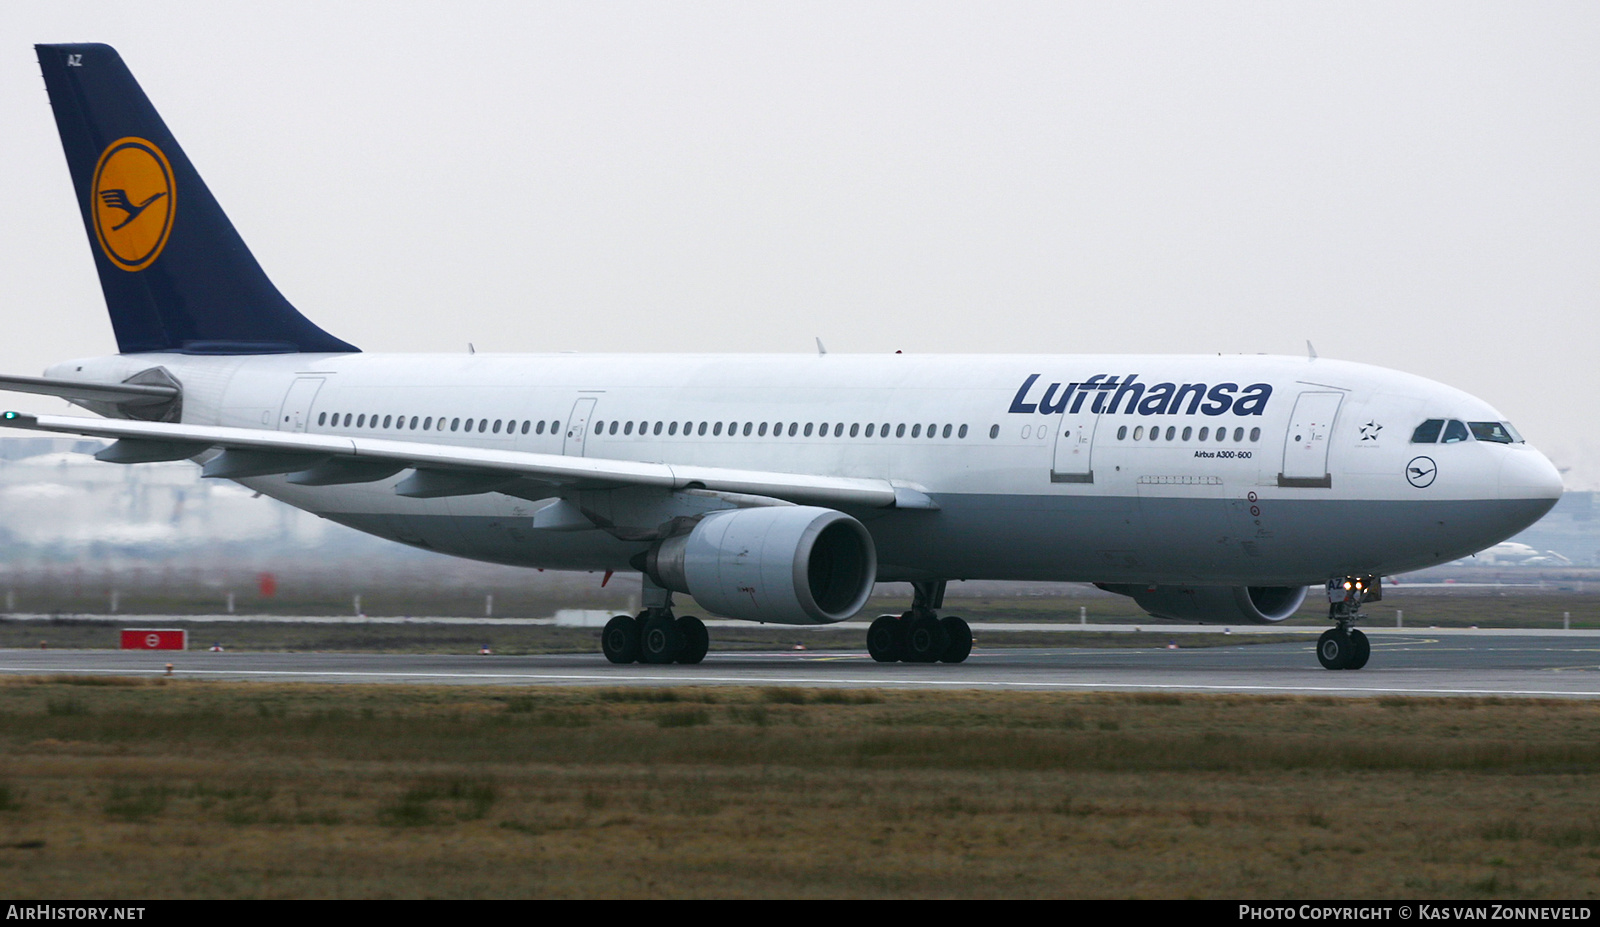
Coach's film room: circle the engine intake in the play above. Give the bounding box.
[1097,584,1308,625]
[645,506,877,625]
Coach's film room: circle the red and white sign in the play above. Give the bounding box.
[120,629,187,650]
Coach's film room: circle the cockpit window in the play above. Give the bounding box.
[1441,419,1471,444]
[1411,419,1444,443]
[1469,422,1517,444]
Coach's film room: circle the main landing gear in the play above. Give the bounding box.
[602,577,709,665]
[1318,573,1377,671]
[866,580,973,664]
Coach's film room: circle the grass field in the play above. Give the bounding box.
[0,678,1597,898]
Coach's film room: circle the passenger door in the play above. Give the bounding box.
[276,378,324,433]
[1279,391,1343,487]
[1051,410,1100,483]
[563,397,598,456]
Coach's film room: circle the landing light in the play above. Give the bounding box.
[1,412,15,420]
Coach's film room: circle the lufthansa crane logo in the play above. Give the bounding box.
[1406,456,1437,488]
[90,137,175,272]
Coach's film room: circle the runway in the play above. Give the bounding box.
[4,629,1600,698]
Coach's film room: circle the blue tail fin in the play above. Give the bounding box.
[36,44,358,355]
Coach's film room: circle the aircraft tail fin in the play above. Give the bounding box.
[35,43,358,355]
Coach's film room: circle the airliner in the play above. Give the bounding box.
[1,44,1564,671]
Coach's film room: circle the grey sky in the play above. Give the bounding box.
[4,3,1597,483]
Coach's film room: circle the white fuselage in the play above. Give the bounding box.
[49,350,1563,586]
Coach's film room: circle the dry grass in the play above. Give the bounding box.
[0,679,1596,898]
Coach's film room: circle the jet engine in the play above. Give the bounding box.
[643,506,877,625]
[1097,584,1308,625]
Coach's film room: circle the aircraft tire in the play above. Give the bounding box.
[867,615,902,663]
[602,615,641,664]
[638,614,683,664]
[1316,629,1351,670]
[938,616,972,663]
[905,615,949,663]
[676,615,709,664]
[1346,629,1370,670]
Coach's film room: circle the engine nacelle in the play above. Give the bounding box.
[1097,584,1308,625]
[645,506,877,625]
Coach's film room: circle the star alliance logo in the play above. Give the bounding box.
[1359,421,1383,442]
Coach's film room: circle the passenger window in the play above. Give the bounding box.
[1132,426,1143,440]
[697,422,707,436]
[494,420,504,434]
[425,417,434,431]
[480,420,490,433]
[551,421,560,433]
[535,420,543,434]
[317,413,326,426]
[866,423,876,438]
[835,423,845,437]
[713,422,723,436]
[788,423,798,437]
[897,424,907,438]
[451,418,460,432]
[1198,427,1208,441]
[1165,426,1175,441]
[1411,419,1444,443]
[1181,426,1191,441]
[383,415,392,428]
[654,422,663,436]
[849,423,859,438]
[1468,422,1515,444]
[622,421,632,435]
[1119,426,1129,440]
[1149,427,1159,441]
[1233,427,1244,442]
[1216,428,1226,442]
[804,423,814,437]
[959,424,968,439]
[911,424,921,438]
[743,422,753,436]
[758,422,768,436]
[357,414,366,427]
[343,414,352,427]
[1249,427,1260,442]
[1442,420,1470,444]
[668,422,678,436]
[592,420,602,434]
[988,424,998,439]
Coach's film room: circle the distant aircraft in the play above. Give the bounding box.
[0,44,1564,670]
[1464,542,1572,567]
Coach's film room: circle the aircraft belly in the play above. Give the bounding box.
[278,488,1554,586]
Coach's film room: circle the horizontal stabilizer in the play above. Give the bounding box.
[0,374,176,405]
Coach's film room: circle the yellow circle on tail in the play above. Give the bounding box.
[91,137,175,272]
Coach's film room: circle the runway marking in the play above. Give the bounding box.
[3,665,1598,698]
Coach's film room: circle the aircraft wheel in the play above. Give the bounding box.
[1316,629,1352,670]
[602,615,640,664]
[867,615,902,663]
[1346,629,1371,670]
[638,614,683,664]
[904,615,949,663]
[938,615,972,664]
[676,615,709,665]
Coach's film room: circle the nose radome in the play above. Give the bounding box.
[1500,447,1564,504]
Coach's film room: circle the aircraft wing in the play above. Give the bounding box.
[0,412,932,510]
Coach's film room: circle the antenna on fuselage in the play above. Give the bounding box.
[1306,340,1318,360]
[815,337,827,356]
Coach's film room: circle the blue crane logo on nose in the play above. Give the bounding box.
[1406,456,1437,488]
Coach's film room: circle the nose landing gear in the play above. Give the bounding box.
[867,580,973,664]
[1319,574,1377,670]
